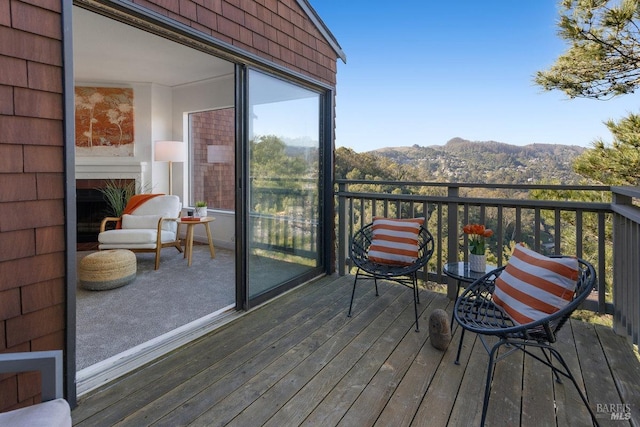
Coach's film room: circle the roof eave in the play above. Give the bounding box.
[296,0,347,64]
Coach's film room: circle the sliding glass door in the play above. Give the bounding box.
[246,69,323,302]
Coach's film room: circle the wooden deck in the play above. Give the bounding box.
[72,274,640,426]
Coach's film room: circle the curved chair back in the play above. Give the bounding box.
[453,256,599,426]
[132,195,181,232]
[350,223,434,275]
[455,257,595,341]
[348,221,434,331]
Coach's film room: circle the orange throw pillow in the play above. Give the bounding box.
[493,244,578,325]
[368,217,425,266]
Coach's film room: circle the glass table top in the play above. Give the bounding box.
[443,261,496,283]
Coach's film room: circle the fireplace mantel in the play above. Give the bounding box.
[75,159,149,183]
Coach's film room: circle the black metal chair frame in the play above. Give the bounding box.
[348,222,434,331]
[453,257,600,426]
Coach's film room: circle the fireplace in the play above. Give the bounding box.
[76,179,134,244]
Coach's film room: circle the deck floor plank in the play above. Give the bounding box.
[256,291,444,427]
[595,323,640,424]
[72,275,639,427]
[294,291,433,427]
[186,280,411,426]
[121,276,371,426]
[552,320,594,427]
[73,275,343,425]
[441,332,494,427]
[408,323,469,427]
[484,341,525,426]
[573,319,627,427]
[372,296,453,427]
[336,293,444,427]
[520,345,555,427]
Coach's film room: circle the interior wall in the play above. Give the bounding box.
[172,75,236,249]
[172,74,234,132]
[150,83,174,195]
[74,82,159,191]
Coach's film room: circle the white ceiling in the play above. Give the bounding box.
[73,7,234,87]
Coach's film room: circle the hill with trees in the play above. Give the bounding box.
[336,138,586,184]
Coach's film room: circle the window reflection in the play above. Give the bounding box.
[247,70,322,298]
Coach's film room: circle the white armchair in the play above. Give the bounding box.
[98,195,183,269]
[0,350,71,427]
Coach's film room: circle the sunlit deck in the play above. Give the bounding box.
[72,274,640,426]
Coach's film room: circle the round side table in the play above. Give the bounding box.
[444,261,496,327]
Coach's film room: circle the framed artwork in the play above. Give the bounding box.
[75,87,134,157]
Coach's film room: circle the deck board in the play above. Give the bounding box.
[521,346,555,427]
[595,324,640,425]
[373,297,452,427]
[552,321,594,427]
[73,275,639,426]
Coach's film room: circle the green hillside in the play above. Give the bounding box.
[337,137,586,184]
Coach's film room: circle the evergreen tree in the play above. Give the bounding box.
[535,0,640,99]
[573,114,640,185]
[536,0,640,185]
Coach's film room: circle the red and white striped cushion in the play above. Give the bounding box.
[368,217,425,266]
[493,244,578,325]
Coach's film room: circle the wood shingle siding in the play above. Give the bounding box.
[0,0,66,412]
[128,0,338,84]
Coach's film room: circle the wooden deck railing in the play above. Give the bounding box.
[247,179,639,346]
[610,186,640,345]
[336,180,640,332]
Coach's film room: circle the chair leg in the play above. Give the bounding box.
[547,346,600,426]
[473,339,601,427]
[450,281,461,330]
[480,340,503,427]
[154,246,161,270]
[540,347,563,384]
[412,274,419,332]
[455,328,465,365]
[348,269,360,317]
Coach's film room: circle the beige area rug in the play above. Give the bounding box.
[76,246,235,370]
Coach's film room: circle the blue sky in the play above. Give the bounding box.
[310,1,640,152]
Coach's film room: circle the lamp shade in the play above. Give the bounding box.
[207,145,234,164]
[154,140,186,162]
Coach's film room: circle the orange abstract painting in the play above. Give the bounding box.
[75,87,134,156]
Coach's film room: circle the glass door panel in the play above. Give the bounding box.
[247,70,322,300]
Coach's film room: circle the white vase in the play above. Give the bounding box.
[195,207,207,218]
[469,253,487,273]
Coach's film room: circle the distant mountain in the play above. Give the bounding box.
[337,138,587,184]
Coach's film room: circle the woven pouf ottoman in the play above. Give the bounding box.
[79,249,137,290]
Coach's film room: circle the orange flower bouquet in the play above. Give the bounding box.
[463,223,493,255]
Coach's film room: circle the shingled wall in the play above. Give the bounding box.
[130,0,338,85]
[0,0,67,411]
[0,0,339,412]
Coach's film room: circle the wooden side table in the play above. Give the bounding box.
[176,217,216,267]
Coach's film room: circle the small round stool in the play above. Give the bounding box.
[79,249,137,290]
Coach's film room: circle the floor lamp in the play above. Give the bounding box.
[154,140,186,195]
